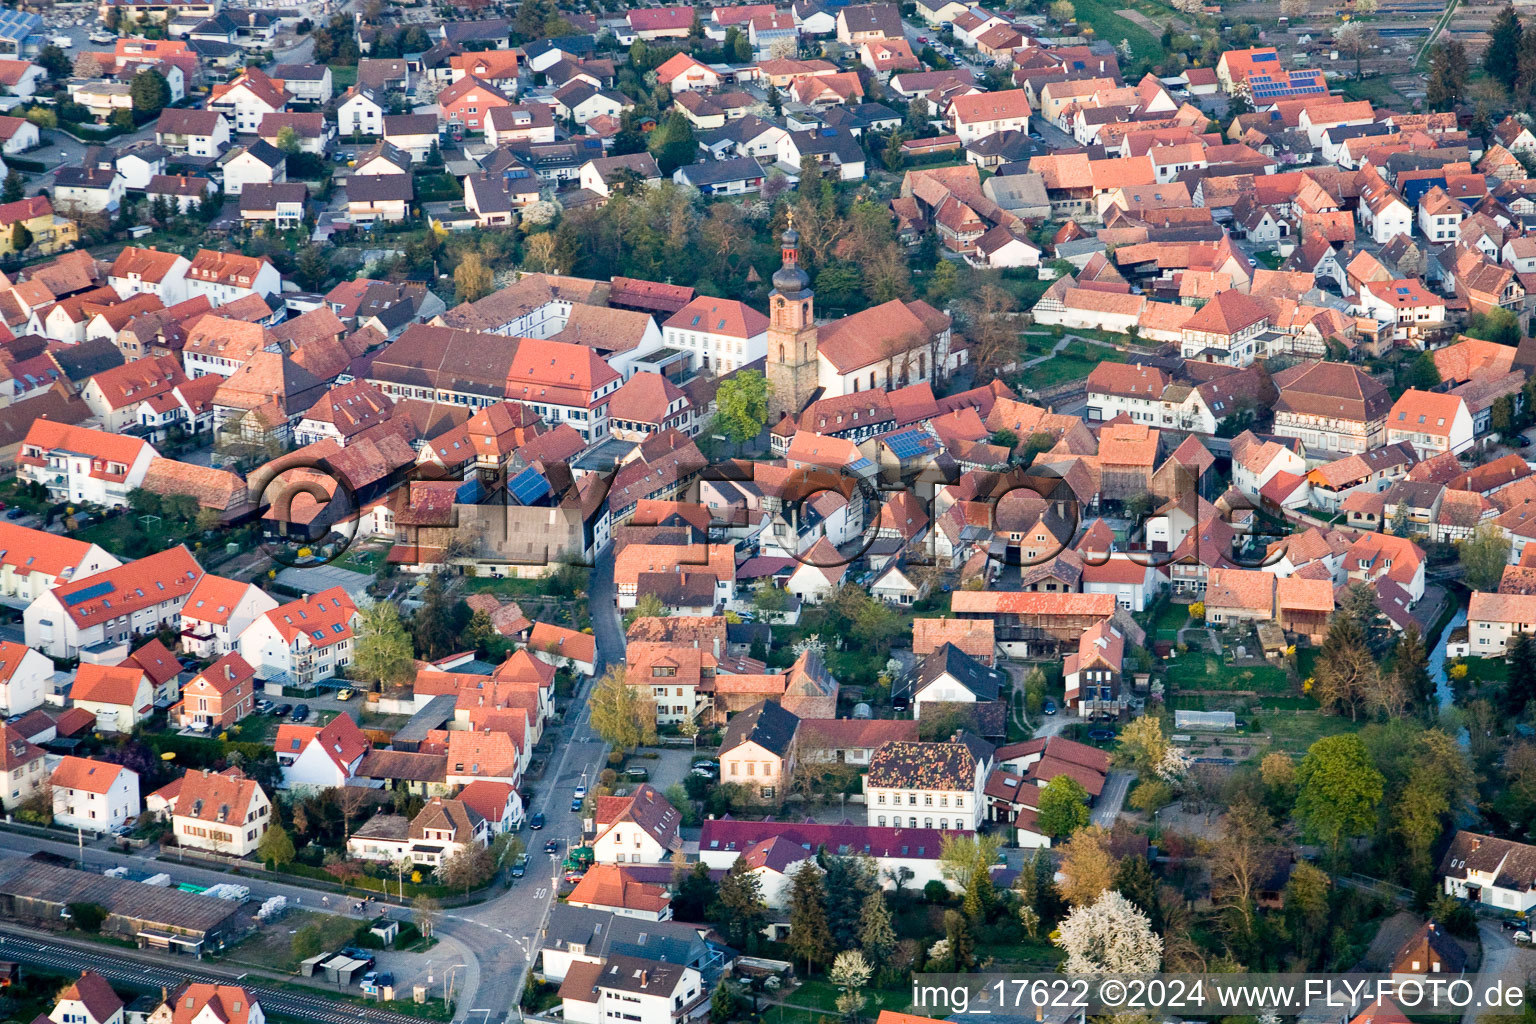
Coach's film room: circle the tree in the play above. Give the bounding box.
[275,124,301,155]
[786,861,832,974]
[1282,862,1331,962]
[1486,4,1524,92]
[1516,26,1536,101]
[1209,799,1274,945]
[1280,0,1308,16]
[1467,307,1522,345]
[110,107,135,132]
[830,950,872,1024]
[962,284,1020,378]
[1334,22,1372,79]
[454,252,494,303]
[412,895,440,937]
[710,981,744,1024]
[10,222,31,254]
[1294,733,1384,869]
[1395,729,1476,878]
[1403,350,1442,390]
[1395,625,1434,715]
[73,52,103,78]
[1049,0,1075,22]
[713,369,769,444]
[714,859,768,949]
[589,665,658,751]
[1037,774,1091,838]
[1056,825,1119,908]
[647,112,698,176]
[412,573,459,660]
[1055,890,1162,974]
[858,891,896,965]
[130,69,170,117]
[258,823,296,866]
[1312,600,1379,720]
[439,844,495,893]
[353,600,415,686]
[1460,522,1512,592]
[36,44,70,81]
[2,171,23,205]
[1115,714,1168,773]
[1508,632,1536,716]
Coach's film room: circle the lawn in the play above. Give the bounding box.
[1071,0,1165,62]
[1262,711,1357,754]
[1164,653,1292,694]
[328,64,358,89]
[1340,75,1403,105]
[460,575,550,599]
[1149,601,1190,642]
[225,911,362,973]
[77,512,194,558]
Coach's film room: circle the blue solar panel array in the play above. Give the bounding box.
[457,477,484,504]
[63,581,113,607]
[884,431,931,459]
[507,466,552,505]
[0,9,42,42]
[1248,69,1328,101]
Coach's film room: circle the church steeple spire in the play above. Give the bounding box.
[766,212,818,422]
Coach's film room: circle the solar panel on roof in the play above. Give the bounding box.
[884,431,929,459]
[507,466,552,505]
[63,581,113,607]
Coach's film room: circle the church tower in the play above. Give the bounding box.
[765,217,820,423]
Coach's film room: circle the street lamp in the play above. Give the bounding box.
[444,963,467,1006]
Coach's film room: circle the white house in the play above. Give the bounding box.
[1442,830,1536,913]
[49,973,124,1024]
[69,662,154,734]
[108,246,191,304]
[147,985,265,1024]
[0,524,119,608]
[180,574,280,658]
[904,643,1006,720]
[338,86,386,137]
[865,736,990,831]
[0,640,53,716]
[274,711,369,791]
[15,419,156,508]
[24,545,203,659]
[559,955,704,1024]
[238,586,358,686]
[661,296,768,376]
[160,766,273,857]
[50,756,140,833]
[591,783,684,864]
[220,141,286,196]
[185,248,282,303]
[1386,389,1475,459]
[209,67,289,134]
[53,166,125,215]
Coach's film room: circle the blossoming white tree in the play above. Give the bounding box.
[1055,890,1163,974]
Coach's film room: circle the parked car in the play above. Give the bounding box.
[290,704,310,722]
[335,688,355,701]
[574,782,587,800]
[273,703,293,717]
[1516,930,1531,945]
[1088,728,1115,742]
[1043,700,1057,715]
[570,796,584,812]
[530,812,545,830]
[624,767,649,782]
[511,854,529,878]
[4,508,22,519]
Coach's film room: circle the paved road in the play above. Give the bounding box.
[0,926,429,1024]
[1090,770,1134,829]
